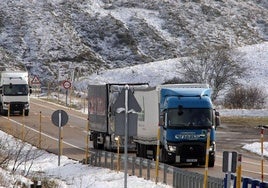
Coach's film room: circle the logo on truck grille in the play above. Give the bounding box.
[175,132,206,140]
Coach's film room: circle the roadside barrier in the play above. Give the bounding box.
[88,150,224,188]
[224,174,268,188]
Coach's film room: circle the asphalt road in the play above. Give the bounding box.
[0,97,267,182]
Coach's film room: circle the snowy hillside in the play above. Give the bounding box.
[0,0,267,84]
[76,42,268,92]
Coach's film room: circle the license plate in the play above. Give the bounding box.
[186,159,197,162]
[176,156,180,162]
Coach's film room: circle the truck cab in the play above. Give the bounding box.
[159,86,220,167]
[0,71,32,116]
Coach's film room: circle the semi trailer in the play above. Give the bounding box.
[88,83,148,151]
[133,84,220,167]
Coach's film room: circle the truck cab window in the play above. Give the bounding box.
[168,108,212,127]
[3,84,28,95]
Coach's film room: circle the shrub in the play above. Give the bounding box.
[224,85,266,109]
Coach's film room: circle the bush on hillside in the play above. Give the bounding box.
[224,85,266,109]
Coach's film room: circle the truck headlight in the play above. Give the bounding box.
[24,103,29,109]
[168,145,176,152]
[3,102,9,108]
[209,142,215,151]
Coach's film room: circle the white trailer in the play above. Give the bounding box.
[0,71,32,116]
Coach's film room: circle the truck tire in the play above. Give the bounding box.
[92,133,104,150]
[136,143,147,158]
[208,155,215,167]
[25,110,29,116]
[1,107,8,116]
[92,133,98,149]
[104,136,111,151]
[160,148,175,164]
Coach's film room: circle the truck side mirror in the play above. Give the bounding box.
[214,111,220,127]
[159,113,164,127]
[29,86,32,94]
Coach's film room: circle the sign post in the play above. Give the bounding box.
[222,151,237,188]
[256,125,268,182]
[113,85,141,188]
[31,75,41,97]
[51,110,69,166]
[63,80,71,106]
[124,86,129,188]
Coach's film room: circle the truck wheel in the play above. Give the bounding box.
[208,155,215,167]
[92,133,98,149]
[25,110,29,116]
[136,144,146,158]
[136,144,141,157]
[104,136,111,151]
[1,109,8,116]
[160,148,174,164]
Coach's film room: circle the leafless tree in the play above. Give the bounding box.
[0,132,44,177]
[177,46,247,101]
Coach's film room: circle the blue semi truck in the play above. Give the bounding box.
[134,84,220,167]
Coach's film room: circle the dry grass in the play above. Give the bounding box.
[221,116,268,127]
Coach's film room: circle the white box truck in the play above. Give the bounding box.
[0,71,32,116]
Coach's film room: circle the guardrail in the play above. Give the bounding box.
[224,174,268,188]
[87,150,224,188]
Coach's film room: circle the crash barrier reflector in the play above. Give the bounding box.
[87,150,224,188]
[224,174,268,188]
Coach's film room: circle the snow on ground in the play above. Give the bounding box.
[76,42,268,94]
[0,130,171,188]
[0,128,267,187]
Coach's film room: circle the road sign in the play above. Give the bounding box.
[63,80,71,89]
[113,87,141,137]
[51,110,69,127]
[222,151,237,173]
[223,151,238,188]
[31,75,40,85]
[113,88,141,112]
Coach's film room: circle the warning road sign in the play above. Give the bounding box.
[31,75,40,85]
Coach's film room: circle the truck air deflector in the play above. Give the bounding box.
[162,96,213,109]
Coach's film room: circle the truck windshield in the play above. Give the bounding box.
[167,108,213,127]
[3,84,28,96]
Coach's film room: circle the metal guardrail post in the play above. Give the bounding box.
[147,159,151,180]
[111,153,114,170]
[163,164,167,184]
[139,158,142,177]
[242,177,250,188]
[104,151,108,167]
[252,180,260,188]
[132,156,135,176]
[260,182,268,188]
[98,151,101,166]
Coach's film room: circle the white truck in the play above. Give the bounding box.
[0,71,32,116]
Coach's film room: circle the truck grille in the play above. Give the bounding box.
[178,143,206,159]
[10,102,26,111]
